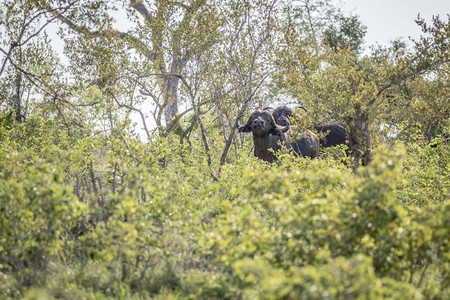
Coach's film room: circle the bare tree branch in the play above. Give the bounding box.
[376,59,450,100]
[130,0,152,22]
[116,122,138,167]
[108,91,151,140]
[176,72,212,166]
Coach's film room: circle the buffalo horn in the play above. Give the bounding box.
[235,113,243,129]
[279,119,291,133]
[297,105,308,112]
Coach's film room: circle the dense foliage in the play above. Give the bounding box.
[0,112,448,299]
[0,0,449,299]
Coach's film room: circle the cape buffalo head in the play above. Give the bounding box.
[271,105,307,126]
[236,110,292,162]
[237,110,290,136]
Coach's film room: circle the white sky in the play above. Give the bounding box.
[49,1,450,61]
[336,0,450,49]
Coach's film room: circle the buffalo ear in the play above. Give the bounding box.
[238,126,252,133]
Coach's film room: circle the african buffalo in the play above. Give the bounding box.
[270,105,347,149]
[236,110,292,163]
[314,123,346,148]
[270,105,320,158]
[271,105,295,126]
[291,130,320,158]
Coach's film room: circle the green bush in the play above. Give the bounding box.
[0,149,86,293]
[0,115,448,298]
[234,254,421,299]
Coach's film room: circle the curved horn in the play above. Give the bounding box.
[279,118,291,133]
[235,113,244,129]
[297,105,308,112]
[263,106,274,111]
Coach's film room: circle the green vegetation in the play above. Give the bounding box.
[0,115,448,299]
[0,0,449,299]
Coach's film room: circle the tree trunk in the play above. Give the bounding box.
[162,58,188,127]
[163,77,179,125]
[12,71,24,123]
[361,113,372,166]
[348,105,372,171]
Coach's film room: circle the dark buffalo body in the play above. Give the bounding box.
[237,110,291,163]
[291,131,320,158]
[271,105,319,158]
[314,123,346,148]
[271,105,347,150]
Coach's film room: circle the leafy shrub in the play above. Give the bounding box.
[234,254,421,299]
[0,115,448,298]
[0,149,86,293]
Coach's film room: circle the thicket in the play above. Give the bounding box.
[0,0,449,299]
[0,111,448,299]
